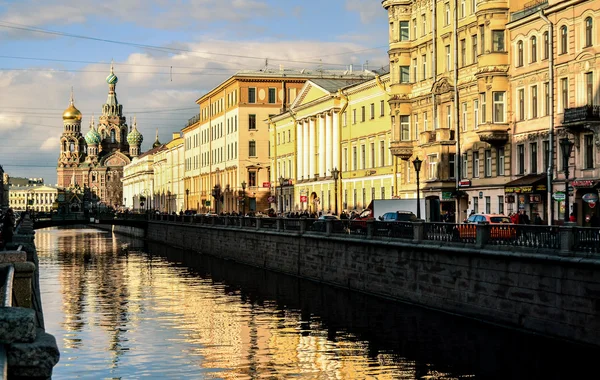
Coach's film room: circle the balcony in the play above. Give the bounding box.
[390,140,414,160]
[563,106,600,125]
[476,123,509,146]
[510,0,548,22]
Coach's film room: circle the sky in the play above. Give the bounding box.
[0,0,389,185]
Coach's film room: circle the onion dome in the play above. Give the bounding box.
[84,117,101,145]
[152,128,161,148]
[106,60,118,85]
[63,88,82,121]
[127,116,143,146]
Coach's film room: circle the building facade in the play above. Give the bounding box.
[56,65,144,210]
[8,185,58,212]
[154,133,184,214]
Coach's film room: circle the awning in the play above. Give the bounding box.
[505,174,547,194]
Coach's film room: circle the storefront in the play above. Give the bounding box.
[572,179,600,226]
[504,174,547,223]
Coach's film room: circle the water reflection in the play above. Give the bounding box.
[36,227,599,379]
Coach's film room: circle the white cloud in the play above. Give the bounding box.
[345,0,384,24]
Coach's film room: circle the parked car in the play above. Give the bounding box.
[378,211,418,222]
[310,215,347,233]
[458,214,515,240]
[375,211,417,238]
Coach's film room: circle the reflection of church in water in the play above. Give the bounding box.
[57,64,149,208]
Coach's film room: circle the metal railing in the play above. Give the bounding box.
[574,227,600,254]
[488,225,561,249]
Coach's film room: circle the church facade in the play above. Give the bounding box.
[56,65,145,209]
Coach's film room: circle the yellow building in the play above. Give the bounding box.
[9,185,58,212]
[508,0,600,225]
[383,0,512,221]
[269,73,392,214]
[183,68,377,215]
[153,133,184,213]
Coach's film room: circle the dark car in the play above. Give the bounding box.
[310,215,348,233]
[376,211,417,238]
[379,211,418,222]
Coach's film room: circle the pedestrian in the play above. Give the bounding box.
[534,213,543,225]
[510,212,519,224]
[1,208,15,245]
[569,213,576,223]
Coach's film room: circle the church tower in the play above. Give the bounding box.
[97,61,129,154]
[57,89,85,168]
[127,116,143,157]
[84,116,101,164]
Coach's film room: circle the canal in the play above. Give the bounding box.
[36,226,599,379]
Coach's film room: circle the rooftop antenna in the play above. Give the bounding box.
[264,58,269,71]
[364,60,369,71]
[318,59,323,77]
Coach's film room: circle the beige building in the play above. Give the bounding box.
[383,0,512,221]
[9,185,58,212]
[508,0,600,225]
[153,133,184,213]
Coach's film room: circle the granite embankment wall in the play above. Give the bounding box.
[145,221,600,346]
[92,223,146,238]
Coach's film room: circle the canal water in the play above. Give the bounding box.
[36,226,599,379]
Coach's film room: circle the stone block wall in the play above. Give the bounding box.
[146,221,600,346]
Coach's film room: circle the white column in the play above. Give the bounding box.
[318,114,325,177]
[303,119,309,180]
[297,120,303,180]
[309,117,316,179]
[325,112,333,175]
[332,112,340,170]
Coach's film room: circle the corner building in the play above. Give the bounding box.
[383,0,511,221]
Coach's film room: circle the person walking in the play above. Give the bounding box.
[1,208,15,246]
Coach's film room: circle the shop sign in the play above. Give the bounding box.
[582,193,599,203]
[506,186,533,194]
[268,196,276,203]
[478,191,483,199]
[535,184,547,191]
[442,191,454,200]
[281,179,294,186]
[300,195,308,202]
[529,195,541,203]
[458,179,471,187]
[571,180,596,188]
[552,192,565,201]
[262,182,271,188]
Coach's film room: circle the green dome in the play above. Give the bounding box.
[127,125,143,146]
[85,126,101,145]
[106,72,118,85]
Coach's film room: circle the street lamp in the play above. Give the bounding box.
[331,168,340,216]
[212,185,222,214]
[279,176,285,214]
[185,188,189,211]
[241,181,247,216]
[560,137,574,223]
[413,157,423,220]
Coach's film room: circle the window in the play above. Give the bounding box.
[485,150,492,177]
[422,14,427,36]
[380,100,385,116]
[445,2,450,25]
[249,141,256,157]
[268,88,276,103]
[412,58,418,82]
[110,130,116,143]
[370,142,375,168]
[401,116,410,141]
[390,22,395,41]
[531,36,537,63]
[422,54,427,79]
[517,40,523,66]
[446,105,452,129]
[400,66,410,83]
[249,171,257,187]
[543,140,549,172]
[474,99,479,128]
[517,144,525,174]
[413,18,417,39]
[497,147,505,176]
[352,146,357,170]
[370,103,375,119]
[560,26,567,54]
[472,35,478,63]
[414,114,419,140]
[480,25,486,54]
[473,151,480,177]
[543,31,549,60]
[428,154,437,180]
[424,112,428,130]
[485,196,491,214]
[531,85,538,118]
[462,102,468,131]
[449,153,456,178]
[498,196,504,214]
[493,92,505,123]
[586,72,594,106]
[473,198,479,214]
[585,134,594,169]
[361,106,366,122]
[544,82,550,116]
[518,89,525,121]
[460,0,466,18]
[249,114,257,130]
[560,78,569,112]
[481,93,487,123]
[343,147,348,171]
[530,142,538,174]
[248,87,256,103]
[460,39,466,67]
[492,30,504,52]
[361,144,366,169]
[352,109,357,124]
[342,112,347,127]
[380,141,385,166]
[585,17,593,47]
[400,21,409,41]
[445,45,451,71]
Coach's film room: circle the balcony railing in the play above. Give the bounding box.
[563,106,600,124]
[187,113,201,127]
[510,0,548,22]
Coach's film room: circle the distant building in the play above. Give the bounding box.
[0,165,7,209]
[8,185,58,212]
[9,177,44,187]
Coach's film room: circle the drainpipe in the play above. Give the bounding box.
[454,0,462,222]
[432,1,437,130]
[540,10,554,226]
[338,89,350,203]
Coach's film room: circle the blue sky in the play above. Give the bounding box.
[0,0,389,184]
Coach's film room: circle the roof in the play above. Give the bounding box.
[505,174,547,187]
[310,78,370,93]
[137,144,166,159]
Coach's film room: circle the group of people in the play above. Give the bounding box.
[508,210,542,225]
[0,208,16,249]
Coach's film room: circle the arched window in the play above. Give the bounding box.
[530,36,537,62]
[543,31,549,59]
[560,26,568,54]
[63,140,67,152]
[69,142,75,152]
[110,129,116,143]
[585,17,593,47]
[517,40,524,66]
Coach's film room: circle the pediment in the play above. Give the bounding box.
[431,77,454,95]
[100,151,131,167]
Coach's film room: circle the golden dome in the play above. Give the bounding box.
[63,104,82,121]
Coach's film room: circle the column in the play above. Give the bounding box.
[297,120,303,180]
[325,112,333,175]
[309,117,316,179]
[318,114,325,178]
[303,119,309,180]
[332,112,340,170]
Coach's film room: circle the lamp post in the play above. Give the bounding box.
[331,168,340,216]
[560,137,574,222]
[167,190,171,214]
[225,184,230,212]
[279,177,285,214]
[212,185,221,215]
[185,189,189,212]
[241,181,246,216]
[413,157,423,220]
